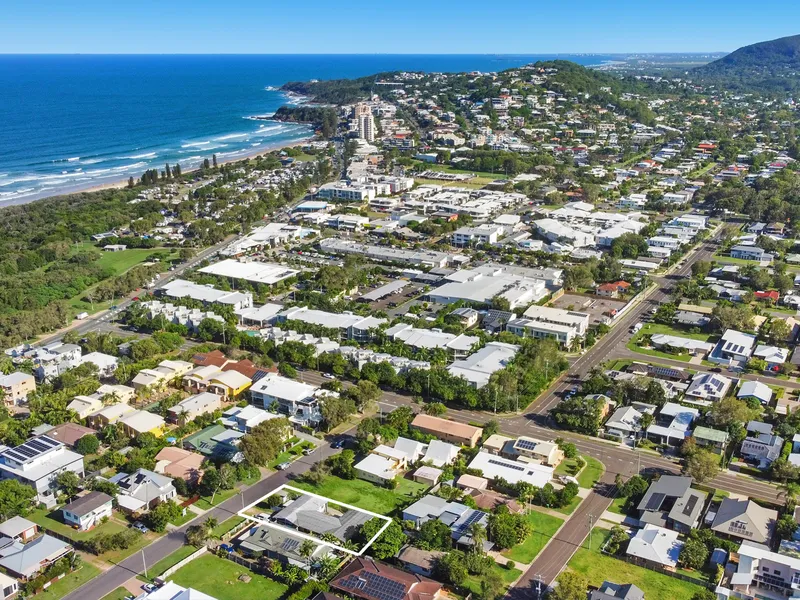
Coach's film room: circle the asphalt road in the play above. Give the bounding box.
[63,438,344,600]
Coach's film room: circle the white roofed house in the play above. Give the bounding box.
[248,373,329,427]
[648,334,714,357]
[753,344,789,370]
[645,402,699,447]
[354,452,405,485]
[604,405,644,440]
[384,323,479,360]
[737,380,773,405]
[684,372,732,403]
[716,541,800,600]
[709,329,757,367]
[276,306,386,342]
[467,451,553,489]
[422,440,460,467]
[167,392,222,426]
[78,352,119,378]
[626,524,683,570]
[447,342,519,389]
[109,468,176,514]
[0,436,84,508]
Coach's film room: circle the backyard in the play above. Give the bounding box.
[293,475,427,515]
[566,528,705,600]
[169,553,288,600]
[502,510,564,564]
[463,562,521,596]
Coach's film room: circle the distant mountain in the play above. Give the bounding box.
[695,34,800,91]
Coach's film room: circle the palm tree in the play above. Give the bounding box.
[203,516,218,533]
[315,555,340,581]
[469,523,487,554]
[299,539,316,569]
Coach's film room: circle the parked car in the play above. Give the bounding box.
[277,462,291,470]
[302,447,314,456]
[142,584,158,593]
[132,521,149,533]
[322,373,336,380]
[331,439,344,449]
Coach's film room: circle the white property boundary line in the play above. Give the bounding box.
[237,483,393,557]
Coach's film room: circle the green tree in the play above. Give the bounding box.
[679,537,709,569]
[74,434,100,456]
[777,513,798,540]
[358,518,404,559]
[417,518,453,551]
[684,450,721,483]
[57,471,81,500]
[239,417,292,466]
[0,480,36,520]
[549,571,589,600]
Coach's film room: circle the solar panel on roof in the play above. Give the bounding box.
[515,439,538,451]
[645,492,666,511]
[488,458,525,472]
[683,495,698,516]
[281,538,300,552]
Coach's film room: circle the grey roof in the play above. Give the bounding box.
[666,488,708,528]
[711,498,777,544]
[0,516,36,539]
[0,534,72,577]
[238,524,330,565]
[746,421,774,436]
[637,476,692,512]
[589,582,645,600]
[273,495,370,541]
[62,491,113,517]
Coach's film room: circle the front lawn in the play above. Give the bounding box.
[169,553,288,600]
[27,507,128,541]
[567,528,704,600]
[627,323,714,363]
[502,510,564,564]
[607,496,628,515]
[463,562,521,596]
[101,587,132,600]
[140,545,199,581]
[194,488,240,511]
[578,456,605,488]
[211,516,246,539]
[35,563,101,600]
[293,475,426,515]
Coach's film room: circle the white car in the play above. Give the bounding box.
[322,373,336,380]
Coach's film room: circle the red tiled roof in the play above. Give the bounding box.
[331,558,443,600]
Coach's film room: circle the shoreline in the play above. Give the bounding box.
[0,133,317,208]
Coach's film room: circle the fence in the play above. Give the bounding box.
[160,546,207,579]
[602,546,715,590]
[221,519,252,542]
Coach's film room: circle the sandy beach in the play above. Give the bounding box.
[1,134,316,208]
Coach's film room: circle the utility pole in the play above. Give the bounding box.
[534,575,543,599]
[588,514,596,550]
[141,549,148,580]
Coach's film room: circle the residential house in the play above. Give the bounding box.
[604,405,644,440]
[589,582,645,600]
[182,367,252,399]
[42,423,95,450]
[455,474,489,492]
[0,534,72,580]
[88,402,136,429]
[237,525,330,569]
[738,381,773,405]
[154,447,205,483]
[131,360,194,390]
[693,426,730,454]
[0,517,38,543]
[510,436,564,466]
[646,402,699,447]
[61,492,114,531]
[753,345,789,370]
[393,437,428,463]
[449,307,479,328]
[109,468,177,514]
[481,434,515,456]
[740,434,784,469]
[331,558,444,600]
[402,495,492,550]
[447,342,519,388]
[0,572,17,599]
[272,495,370,541]
[118,410,166,438]
[674,311,710,328]
[626,524,683,570]
[730,246,772,263]
[637,476,708,533]
[596,281,631,298]
[685,372,732,402]
[167,392,222,425]
[649,334,714,357]
[711,498,777,545]
[411,414,482,447]
[413,466,443,486]
[78,352,119,378]
[0,437,84,508]
[249,373,328,427]
[354,451,405,485]
[183,424,244,462]
[0,372,35,406]
[467,451,553,488]
[222,405,281,433]
[422,440,460,467]
[716,541,800,599]
[709,329,757,366]
[397,547,446,578]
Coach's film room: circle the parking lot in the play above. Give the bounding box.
[362,281,425,311]
[550,293,628,326]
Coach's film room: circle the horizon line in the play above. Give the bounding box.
[0,51,730,56]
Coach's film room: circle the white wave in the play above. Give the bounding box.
[81,158,104,165]
[120,152,157,159]
[214,133,248,141]
[243,113,275,120]
[251,143,261,147]
[85,168,112,175]
[111,162,147,172]
[0,175,42,187]
[181,141,212,148]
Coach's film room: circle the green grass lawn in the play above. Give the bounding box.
[554,494,583,516]
[169,553,288,600]
[567,528,704,600]
[502,510,564,564]
[463,563,522,596]
[607,496,628,516]
[293,475,426,515]
[28,507,128,541]
[140,545,199,581]
[195,488,241,511]
[35,563,101,600]
[578,456,605,488]
[100,587,132,600]
[169,510,197,528]
[627,322,713,362]
[211,516,246,539]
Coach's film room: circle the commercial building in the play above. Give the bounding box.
[428,267,550,309]
[0,436,84,508]
[159,279,253,310]
[320,238,456,269]
[277,306,386,342]
[198,259,299,286]
[384,324,479,359]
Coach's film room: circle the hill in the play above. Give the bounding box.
[695,33,800,91]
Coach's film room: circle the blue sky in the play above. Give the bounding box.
[1,0,798,54]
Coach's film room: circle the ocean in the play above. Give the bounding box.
[0,54,614,205]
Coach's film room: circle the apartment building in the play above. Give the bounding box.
[0,372,35,406]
